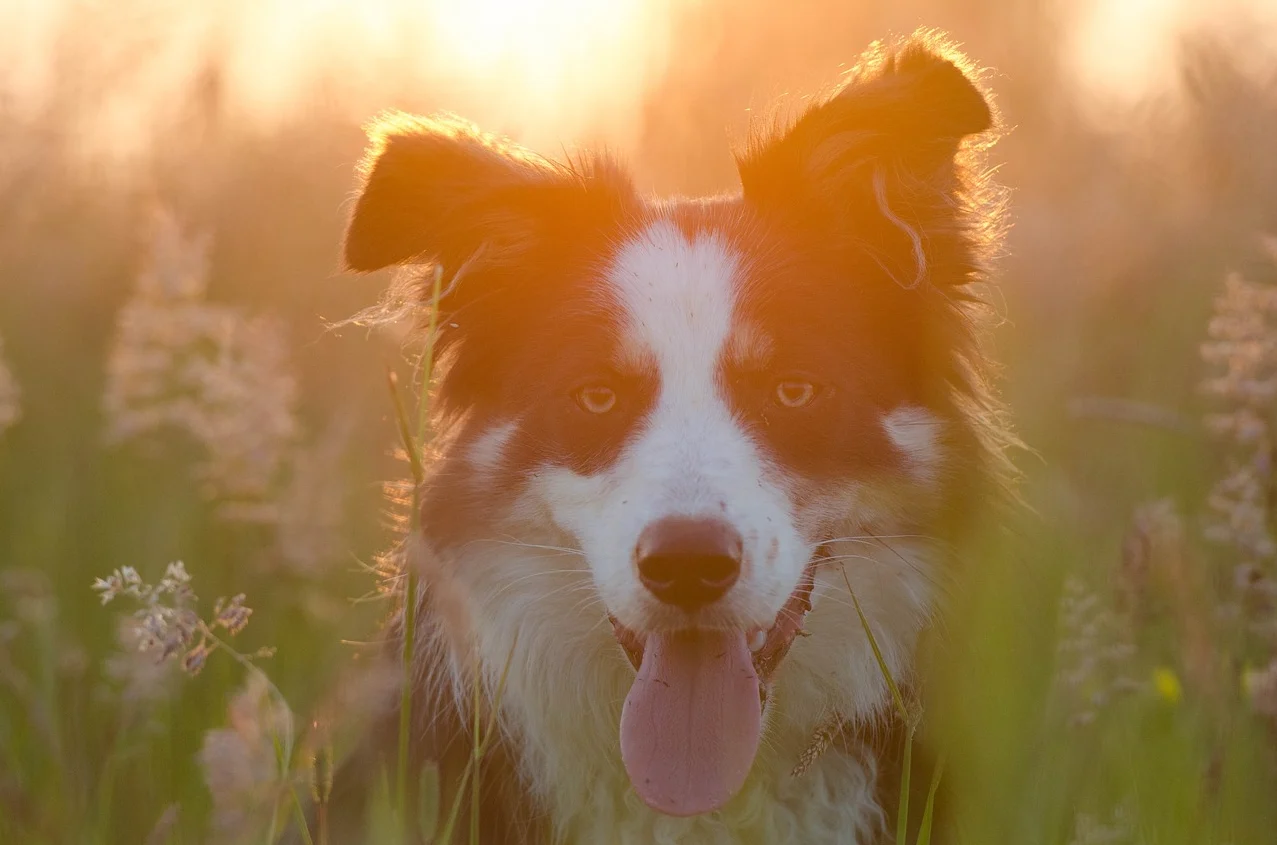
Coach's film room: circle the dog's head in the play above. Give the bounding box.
[346,34,1002,819]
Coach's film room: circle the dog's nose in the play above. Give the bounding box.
[635,517,742,611]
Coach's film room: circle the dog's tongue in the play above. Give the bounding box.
[619,630,761,817]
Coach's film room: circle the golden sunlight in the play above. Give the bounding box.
[0,0,670,159]
[429,0,648,79]
[419,0,666,146]
[1068,0,1178,97]
[1066,0,1277,103]
[6,0,1275,163]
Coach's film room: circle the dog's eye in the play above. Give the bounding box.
[575,385,618,414]
[774,379,818,408]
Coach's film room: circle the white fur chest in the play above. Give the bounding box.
[548,738,883,845]
[464,559,905,845]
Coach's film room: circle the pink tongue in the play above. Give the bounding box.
[619,631,762,817]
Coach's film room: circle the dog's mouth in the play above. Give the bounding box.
[608,564,816,685]
[608,563,816,818]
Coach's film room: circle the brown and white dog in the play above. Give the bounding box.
[335,30,1010,845]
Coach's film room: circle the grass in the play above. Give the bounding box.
[4,206,1275,845]
[2,16,1277,843]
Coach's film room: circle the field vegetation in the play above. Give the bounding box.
[2,1,1277,843]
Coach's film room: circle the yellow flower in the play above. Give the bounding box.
[1153,667,1182,704]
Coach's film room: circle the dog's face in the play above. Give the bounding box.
[346,37,996,820]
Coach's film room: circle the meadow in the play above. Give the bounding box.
[2,1,1277,843]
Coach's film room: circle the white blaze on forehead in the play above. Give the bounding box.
[604,218,758,512]
[607,219,740,393]
[533,216,808,631]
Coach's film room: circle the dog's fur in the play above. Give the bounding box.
[330,31,1011,845]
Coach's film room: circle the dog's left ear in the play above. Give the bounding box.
[737,32,994,230]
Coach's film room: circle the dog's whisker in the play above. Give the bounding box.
[815,536,918,545]
[569,595,611,618]
[486,568,593,602]
[808,552,882,568]
[806,552,953,603]
[532,582,601,606]
[472,536,588,557]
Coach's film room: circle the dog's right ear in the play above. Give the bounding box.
[343,113,618,274]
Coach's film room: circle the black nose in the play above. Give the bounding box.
[635,517,742,611]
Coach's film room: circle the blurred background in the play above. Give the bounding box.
[3,0,1277,842]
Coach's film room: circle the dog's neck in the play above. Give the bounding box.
[430,534,936,844]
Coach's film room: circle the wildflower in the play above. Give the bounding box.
[91,560,265,677]
[92,573,124,605]
[184,314,299,510]
[182,642,213,676]
[103,205,298,514]
[1152,667,1182,704]
[159,561,194,599]
[1054,576,1144,726]
[102,617,179,709]
[1200,266,1277,565]
[134,205,214,301]
[213,594,252,636]
[1201,247,1277,684]
[100,206,354,567]
[0,334,20,436]
[199,672,295,841]
[93,566,148,605]
[137,602,201,659]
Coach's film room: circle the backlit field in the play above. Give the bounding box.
[2,1,1277,843]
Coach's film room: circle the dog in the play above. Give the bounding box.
[333,29,1010,845]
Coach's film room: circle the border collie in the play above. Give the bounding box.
[336,30,1010,845]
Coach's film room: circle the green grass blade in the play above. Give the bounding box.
[386,370,425,486]
[365,767,401,845]
[898,728,913,845]
[436,632,518,845]
[839,565,912,727]
[915,752,947,845]
[417,762,439,844]
[839,564,920,843]
[391,265,446,840]
[416,266,445,456]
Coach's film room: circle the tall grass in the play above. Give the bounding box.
[2,5,1277,844]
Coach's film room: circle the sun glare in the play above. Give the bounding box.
[420,0,662,145]
[0,0,669,159]
[8,0,1277,164]
[210,0,667,151]
[430,0,645,77]
[1067,0,1277,104]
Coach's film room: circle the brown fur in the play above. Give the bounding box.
[309,30,1014,845]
